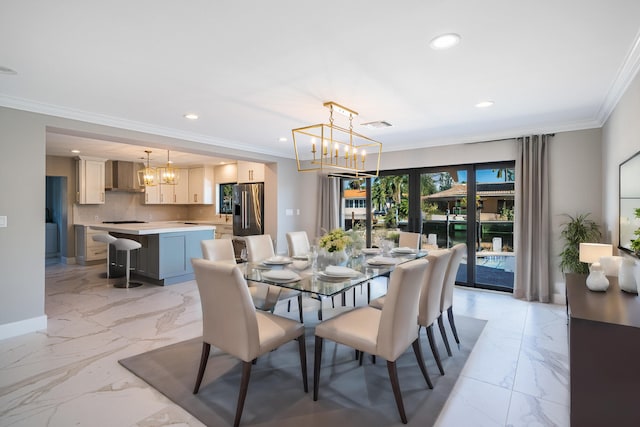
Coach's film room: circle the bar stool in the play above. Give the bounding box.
[92,233,117,278]
[112,238,143,289]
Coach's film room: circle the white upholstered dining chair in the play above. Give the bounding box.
[201,238,271,311]
[286,231,311,256]
[438,243,466,356]
[369,249,452,375]
[398,231,421,250]
[191,259,308,427]
[313,258,432,424]
[416,249,452,375]
[244,234,304,322]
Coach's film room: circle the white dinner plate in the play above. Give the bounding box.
[291,255,309,260]
[361,248,381,255]
[317,272,354,281]
[262,256,293,265]
[261,270,301,283]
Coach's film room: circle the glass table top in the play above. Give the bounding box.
[241,251,428,297]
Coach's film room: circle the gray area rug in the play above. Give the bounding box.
[119,315,486,427]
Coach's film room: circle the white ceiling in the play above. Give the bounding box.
[2,1,640,166]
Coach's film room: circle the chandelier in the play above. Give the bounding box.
[160,150,179,185]
[292,101,382,178]
[137,150,157,187]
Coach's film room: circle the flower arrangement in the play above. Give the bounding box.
[319,228,352,253]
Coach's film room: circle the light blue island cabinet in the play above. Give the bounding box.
[90,222,215,285]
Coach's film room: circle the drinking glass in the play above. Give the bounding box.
[309,245,319,272]
[240,248,247,263]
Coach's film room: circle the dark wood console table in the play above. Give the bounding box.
[566,273,640,427]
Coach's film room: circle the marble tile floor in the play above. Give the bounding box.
[0,263,569,426]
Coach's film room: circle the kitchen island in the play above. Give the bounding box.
[90,222,215,285]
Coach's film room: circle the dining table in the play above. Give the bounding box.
[241,248,429,320]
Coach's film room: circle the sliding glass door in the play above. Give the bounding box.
[341,161,516,292]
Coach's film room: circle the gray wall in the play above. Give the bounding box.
[603,70,640,249]
[0,108,46,330]
[0,83,632,336]
[381,131,605,303]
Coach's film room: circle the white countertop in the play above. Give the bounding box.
[88,221,216,235]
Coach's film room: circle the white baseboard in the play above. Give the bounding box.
[0,315,48,341]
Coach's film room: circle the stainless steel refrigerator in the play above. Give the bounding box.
[232,183,264,236]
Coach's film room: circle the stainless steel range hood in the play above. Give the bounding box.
[105,160,144,192]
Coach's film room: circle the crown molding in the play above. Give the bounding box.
[596,27,640,125]
[0,94,291,159]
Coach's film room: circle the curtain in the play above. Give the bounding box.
[316,174,340,238]
[514,134,551,302]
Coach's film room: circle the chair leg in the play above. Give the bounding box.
[438,314,453,357]
[448,307,461,348]
[193,342,211,394]
[426,324,445,375]
[297,294,304,323]
[287,299,291,312]
[367,281,371,304]
[313,336,323,401]
[234,361,252,427]
[386,360,408,424]
[298,334,309,393]
[411,337,433,389]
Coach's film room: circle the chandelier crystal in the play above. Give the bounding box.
[292,101,382,178]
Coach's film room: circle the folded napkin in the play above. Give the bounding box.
[367,256,399,266]
[392,247,416,253]
[324,265,359,277]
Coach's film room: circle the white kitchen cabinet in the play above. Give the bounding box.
[188,167,214,204]
[237,161,265,183]
[76,157,106,204]
[173,168,190,204]
[75,225,108,264]
[144,183,160,204]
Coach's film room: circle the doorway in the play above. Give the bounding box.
[46,176,68,265]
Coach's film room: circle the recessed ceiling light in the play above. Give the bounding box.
[279,137,288,142]
[71,149,81,154]
[184,113,199,120]
[429,33,461,50]
[361,120,392,129]
[0,66,17,75]
[475,100,495,108]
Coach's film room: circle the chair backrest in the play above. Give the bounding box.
[244,234,275,262]
[418,249,452,327]
[398,231,421,250]
[191,258,260,362]
[376,258,430,361]
[201,239,236,264]
[286,231,310,257]
[440,243,466,311]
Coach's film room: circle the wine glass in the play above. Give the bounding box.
[240,248,247,263]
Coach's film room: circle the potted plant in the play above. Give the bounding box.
[559,213,602,274]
